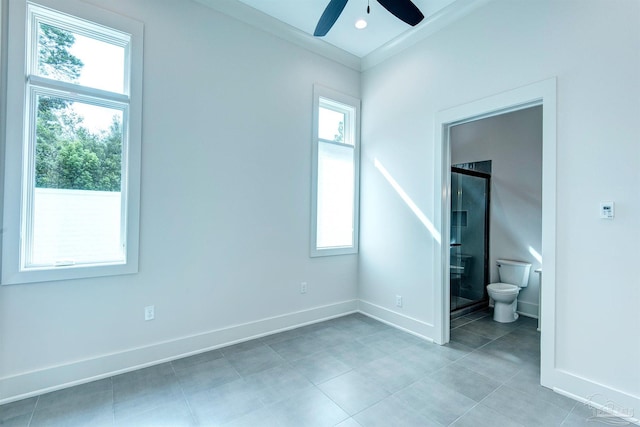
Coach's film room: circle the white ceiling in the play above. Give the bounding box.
[194,0,488,70]
[235,0,457,58]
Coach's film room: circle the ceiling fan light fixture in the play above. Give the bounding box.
[314,0,423,37]
[355,19,368,29]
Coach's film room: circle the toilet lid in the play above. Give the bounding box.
[487,282,519,293]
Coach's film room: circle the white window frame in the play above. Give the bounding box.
[1,0,143,284]
[310,85,360,257]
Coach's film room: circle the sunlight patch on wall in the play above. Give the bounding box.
[529,246,542,263]
[374,158,441,244]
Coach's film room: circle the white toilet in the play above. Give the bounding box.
[486,259,531,323]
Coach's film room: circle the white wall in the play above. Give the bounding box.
[360,0,639,414]
[0,0,360,401]
[2,0,639,414]
[451,106,542,317]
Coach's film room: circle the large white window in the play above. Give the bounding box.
[2,0,143,284]
[311,86,360,257]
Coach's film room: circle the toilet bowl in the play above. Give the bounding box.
[486,259,531,323]
[487,283,520,322]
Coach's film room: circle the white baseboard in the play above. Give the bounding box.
[3,296,637,427]
[358,299,434,342]
[517,311,538,319]
[553,369,639,425]
[0,299,358,405]
[517,300,539,318]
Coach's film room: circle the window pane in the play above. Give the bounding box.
[317,142,354,248]
[35,95,123,191]
[30,94,124,266]
[319,106,347,143]
[37,23,126,94]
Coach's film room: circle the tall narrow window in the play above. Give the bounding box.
[311,86,360,256]
[2,0,143,284]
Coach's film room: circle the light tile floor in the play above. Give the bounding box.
[0,310,629,426]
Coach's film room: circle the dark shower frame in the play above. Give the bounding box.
[450,166,491,316]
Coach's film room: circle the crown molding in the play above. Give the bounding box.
[193,0,493,73]
[193,0,362,71]
[361,0,493,70]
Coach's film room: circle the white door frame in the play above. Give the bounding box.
[433,78,557,389]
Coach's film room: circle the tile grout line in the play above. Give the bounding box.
[486,382,575,426]
[312,378,353,425]
[110,376,115,426]
[474,384,528,427]
[470,384,529,427]
[26,395,39,427]
[446,401,482,427]
[424,337,514,425]
[170,360,197,426]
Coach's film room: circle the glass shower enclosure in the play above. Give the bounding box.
[450,166,490,315]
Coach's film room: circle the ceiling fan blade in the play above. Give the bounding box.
[314,0,349,37]
[376,0,425,26]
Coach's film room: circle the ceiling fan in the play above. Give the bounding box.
[314,0,425,37]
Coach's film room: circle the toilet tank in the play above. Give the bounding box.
[496,259,532,288]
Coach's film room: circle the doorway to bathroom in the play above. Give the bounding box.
[450,164,491,317]
[448,103,544,327]
[433,78,556,391]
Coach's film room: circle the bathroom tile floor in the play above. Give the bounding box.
[0,310,630,426]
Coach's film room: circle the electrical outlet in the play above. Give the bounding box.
[144,305,155,321]
[396,295,403,307]
[300,282,308,294]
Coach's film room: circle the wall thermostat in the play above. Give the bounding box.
[600,201,615,219]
